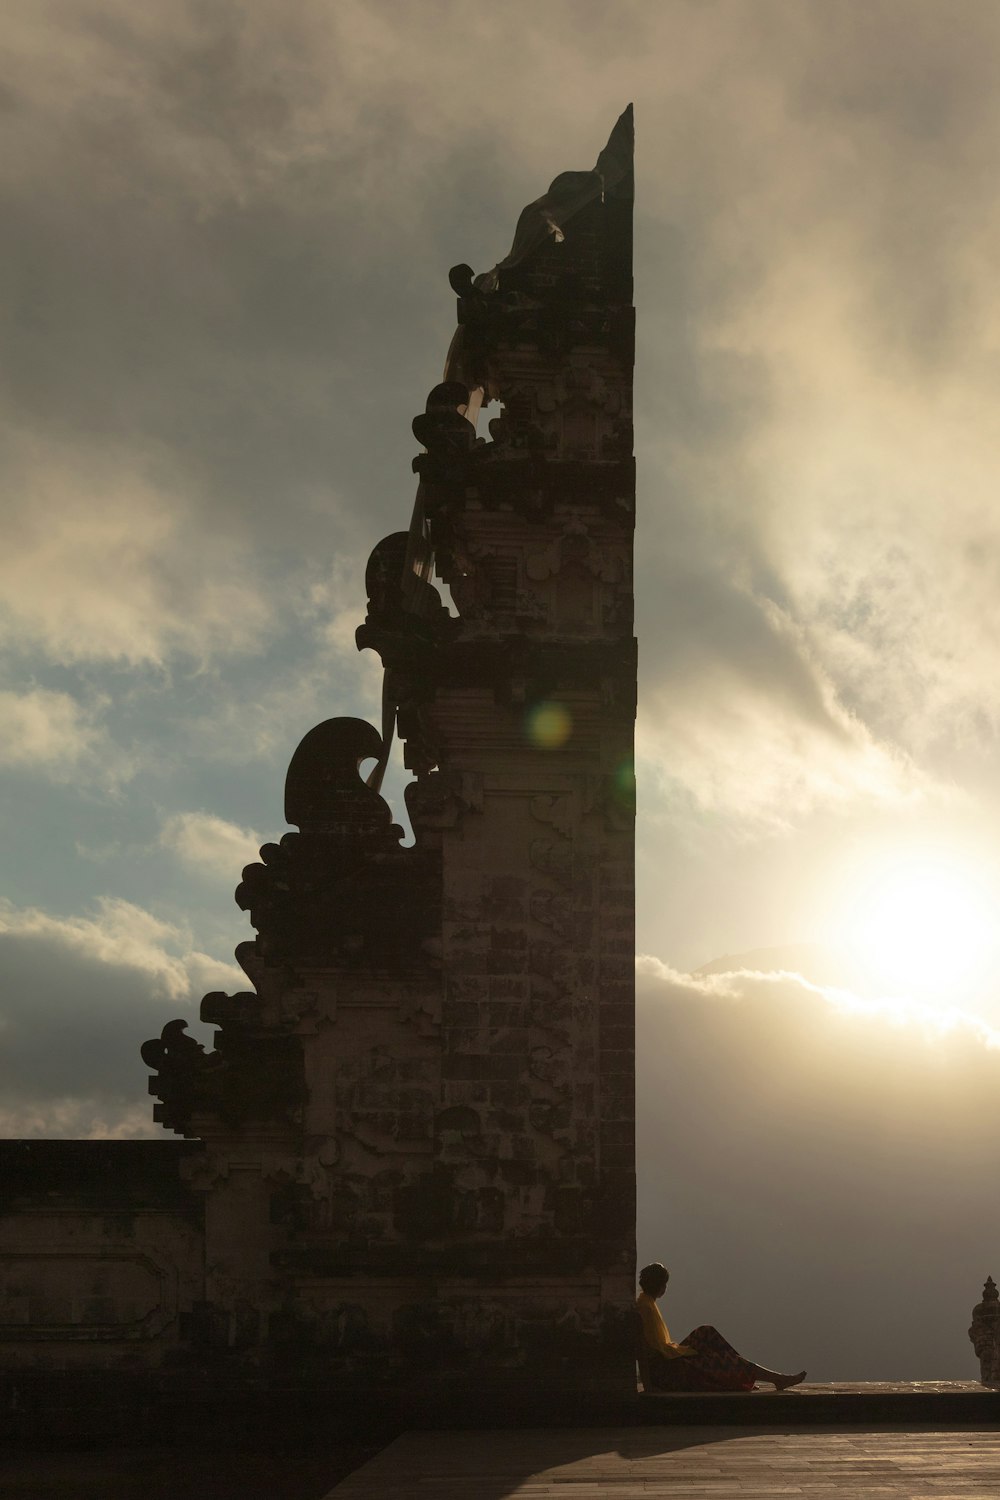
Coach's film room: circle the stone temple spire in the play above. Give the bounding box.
[142,107,636,1411]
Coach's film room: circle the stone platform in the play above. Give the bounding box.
[636,1380,1000,1425]
[326,1419,1000,1498]
[3,1385,998,1498]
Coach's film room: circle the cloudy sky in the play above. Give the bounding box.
[4,0,1000,1379]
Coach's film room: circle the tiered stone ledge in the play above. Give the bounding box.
[636,1379,1000,1426]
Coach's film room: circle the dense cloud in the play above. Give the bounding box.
[5,2,999,809]
[0,897,239,1135]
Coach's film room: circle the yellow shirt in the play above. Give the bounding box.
[636,1291,693,1360]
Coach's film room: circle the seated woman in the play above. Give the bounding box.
[636,1262,806,1392]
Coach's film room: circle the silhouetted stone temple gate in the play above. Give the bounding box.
[0,109,637,1413]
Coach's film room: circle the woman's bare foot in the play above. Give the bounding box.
[773,1370,807,1391]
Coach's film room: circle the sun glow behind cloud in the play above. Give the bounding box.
[822,848,1000,1014]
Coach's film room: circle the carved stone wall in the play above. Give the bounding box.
[266,105,635,1397]
[0,1142,204,1371]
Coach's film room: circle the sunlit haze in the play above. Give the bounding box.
[826,849,1000,1010]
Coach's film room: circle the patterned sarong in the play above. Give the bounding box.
[647,1324,757,1392]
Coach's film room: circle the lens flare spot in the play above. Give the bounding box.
[614,759,636,806]
[526,703,572,749]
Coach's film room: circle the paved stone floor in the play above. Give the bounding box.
[326,1425,1000,1498]
[3,1387,996,1497]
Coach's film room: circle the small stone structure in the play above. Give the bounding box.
[969,1276,1000,1387]
[0,110,636,1408]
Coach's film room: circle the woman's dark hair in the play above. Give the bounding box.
[638,1262,669,1294]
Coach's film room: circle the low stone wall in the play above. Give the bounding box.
[0,1140,205,1372]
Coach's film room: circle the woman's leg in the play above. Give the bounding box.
[679,1326,757,1391]
[647,1351,706,1391]
[748,1363,807,1391]
[681,1326,805,1392]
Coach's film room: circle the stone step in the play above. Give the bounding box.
[637,1380,1000,1426]
[4,1374,996,1444]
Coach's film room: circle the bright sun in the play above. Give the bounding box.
[831,853,999,1002]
